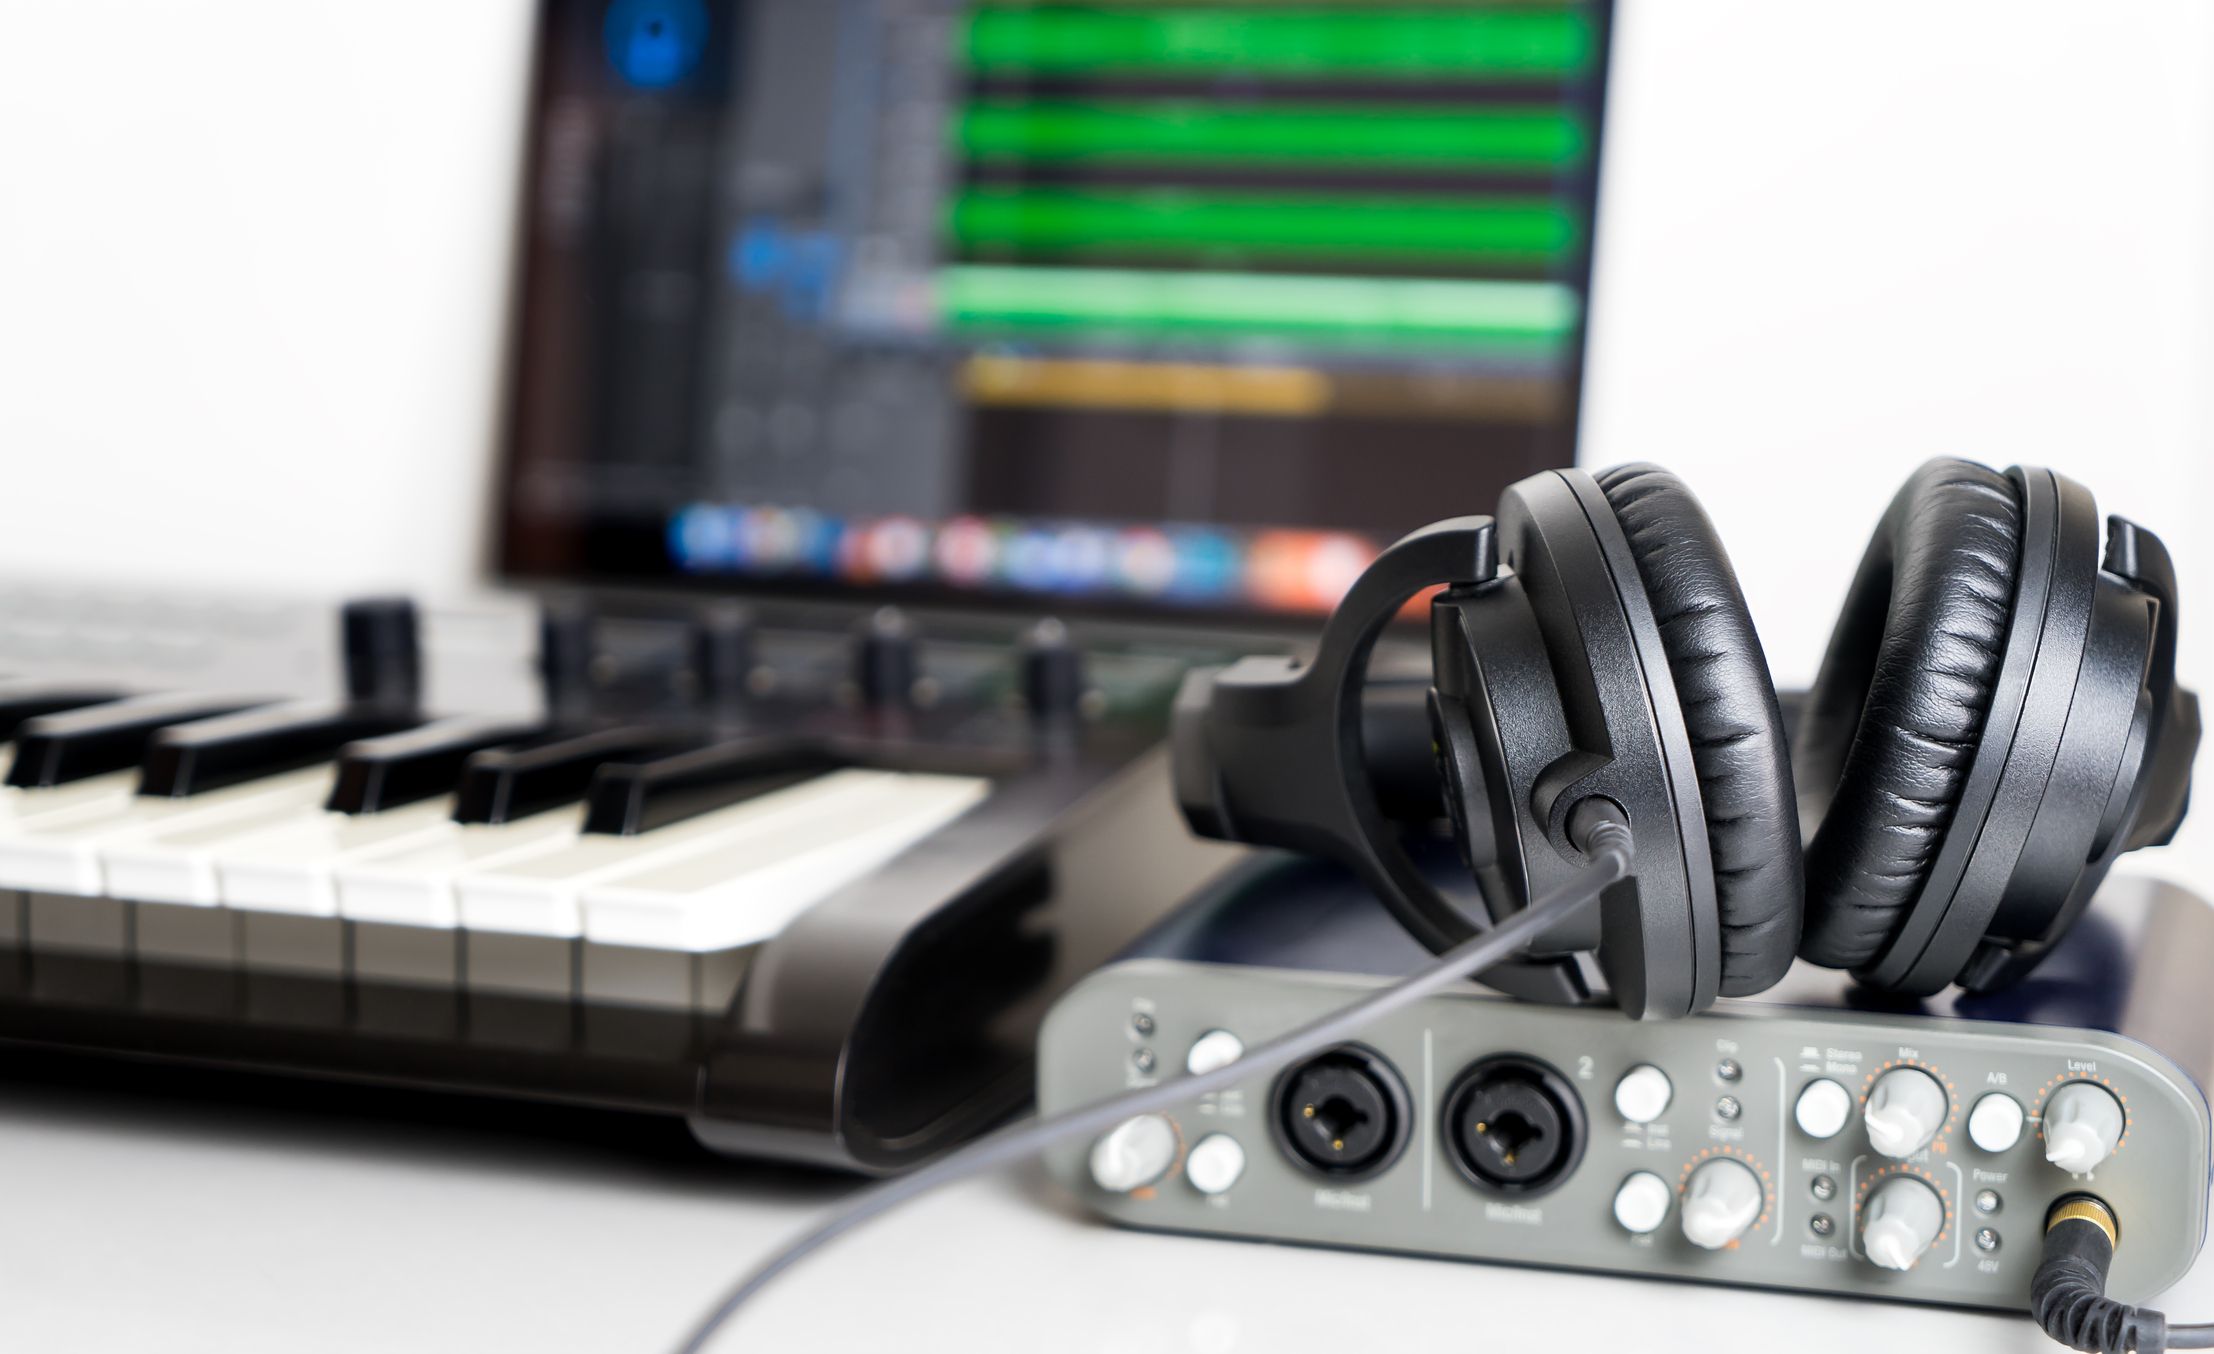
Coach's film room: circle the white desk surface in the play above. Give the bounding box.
[3,1053,2210,1354]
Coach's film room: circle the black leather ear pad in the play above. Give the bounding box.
[1793,459,2021,970]
[1594,464,1803,995]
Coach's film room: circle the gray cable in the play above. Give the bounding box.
[670,819,1632,1354]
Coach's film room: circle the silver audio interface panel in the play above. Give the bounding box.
[1038,957,2211,1309]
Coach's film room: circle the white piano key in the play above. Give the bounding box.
[135,900,238,966]
[0,766,330,896]
[453,768,909,939]
[27,891,127,956]
[579,941,756,1014]
[579,942,695,1011]
[353,921,459,988]
[0,769,139,827]
[98,769,340,905]
[464,931,574,1000]
[334,809,581,928]
[240,912,344,978]
[579,774,990,953]
[212,797,460,917]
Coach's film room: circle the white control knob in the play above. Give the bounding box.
[1967,1093,2026,1153]
[1862,1174,1945,1270]
[1614,1065,1673,1124]
[1613,1171,1673,1234]
[1864,1068,1947,1158]
[2044,1083,2126,1173]
[1184,1134,1246,1195]
[1186,1029,1244,1076]
[1795,1079,1852,1139]
[1089,1114,1178,1193]
[1680,1157,1763,1249]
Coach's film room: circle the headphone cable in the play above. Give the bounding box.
[668,818,1635,1353]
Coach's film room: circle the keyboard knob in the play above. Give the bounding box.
[691,602,754,714]
[538,599,596,724]
[855,607,917,709]
[342,596,420,711]
[1021,617,1085,718]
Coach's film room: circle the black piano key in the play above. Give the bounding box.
[327,715,547,815]
[139,701,424,798]
[581,737,848,837]
[0,680,129,742]
[8,693,273,788]
[451,726,696,826]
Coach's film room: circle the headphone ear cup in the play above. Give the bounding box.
[1593,465,1803,996]
[1794,458,2022,973]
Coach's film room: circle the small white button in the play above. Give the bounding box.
[1967,1093,2025,1153]
[1864,1068,1947,1158]
[1089,1114,1178,1193]
[1186,1029,1245,1077]
[1614,1065,1673,1123]
[1794,1079,1852,1139]
[1613,1171,1672,1234]
[2044,1083,2126,1173]
[1185,1134,1246,1195]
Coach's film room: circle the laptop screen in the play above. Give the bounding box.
[497,0,1612,618]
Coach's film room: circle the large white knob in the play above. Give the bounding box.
[1862,1174,1945,1270]
[1864,1068,1947,1158]
[1614,1065,1673,1124]
[1795,1079,1852,1139]
[1613,1171,1673,1234]
[1680,1157,1763,1249]
[1089,1114,1178,1193]
[2044,1083,2126,1173]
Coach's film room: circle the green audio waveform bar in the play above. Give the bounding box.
[952,186,1575,266]
[939,264,1579,355]
[959,7,1595,80]
[957,101,1586,170]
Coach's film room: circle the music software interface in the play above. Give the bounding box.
[501,0,1609,614]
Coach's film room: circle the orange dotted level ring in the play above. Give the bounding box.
[1860,1059,1960,1154]
[1678,1145,1774,1246]
[1854,1163,1954,1251]
[2032,1073,2132,1156]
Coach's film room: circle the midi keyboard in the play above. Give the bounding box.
[0,590,1250,1172]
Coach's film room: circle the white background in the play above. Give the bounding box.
[0,5,2208,924]
[4,0,2211,888]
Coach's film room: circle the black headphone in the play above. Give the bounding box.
[1173,459,2198,1019]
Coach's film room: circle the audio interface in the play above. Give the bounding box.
[1036,866,2214,1309]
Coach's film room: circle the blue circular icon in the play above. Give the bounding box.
[605,0,708,89]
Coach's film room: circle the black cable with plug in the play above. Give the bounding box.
[667,813,1636,1353]
[2034,1196,2214,1353]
